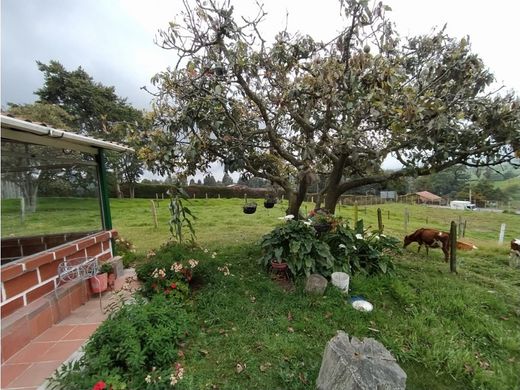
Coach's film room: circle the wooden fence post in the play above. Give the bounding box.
[377,208,383,234]
[354,202,358,223]
[462,220,467,237]
[498,223,506,244]
[450,221,457,273]
[404,208,409,233]
[387,210,390,220]
[150,200,158,228]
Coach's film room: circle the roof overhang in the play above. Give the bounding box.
[1,115,134,154]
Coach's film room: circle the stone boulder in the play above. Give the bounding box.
[304,274,328,295]
[317,331,406,390]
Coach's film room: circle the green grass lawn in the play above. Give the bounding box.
[3,197,520,389]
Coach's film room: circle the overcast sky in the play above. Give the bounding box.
[2,0,519,180]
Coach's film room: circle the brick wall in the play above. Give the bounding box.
[1,232,94,265]
[0,230,117,318]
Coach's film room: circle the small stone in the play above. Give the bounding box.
[305,274,328,295]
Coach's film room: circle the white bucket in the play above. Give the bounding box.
[331,272,350,292]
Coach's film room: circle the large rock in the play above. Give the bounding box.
[317,331,406,390]
[304,274,328,295]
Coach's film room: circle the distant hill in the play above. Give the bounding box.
[493,175,520,200]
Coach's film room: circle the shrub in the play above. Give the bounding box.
[260,218,400,278]
[259,219,334,277]
[136,243,201,300]
[49,295,190,389]
[324,220,401,275]
[114,236,136,268]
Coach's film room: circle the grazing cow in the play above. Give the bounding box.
[403,228,450,262]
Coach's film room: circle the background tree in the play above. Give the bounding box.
[2,103,76,211]
[35,60,146,197]
[203,174,217,186]
[221,172,234,185]
[189,178,196,185]
[144,0,519,216]
[413,165,470,197]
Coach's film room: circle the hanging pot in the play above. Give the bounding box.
[243,203,257,214]
[264,201,275,209]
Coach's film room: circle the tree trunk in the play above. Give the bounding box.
[324,188,341,214]
[21,175,38,213]
[323,154,348,214]
[129,183,135,199]
[114,168,123,199]
[285,170,311,219]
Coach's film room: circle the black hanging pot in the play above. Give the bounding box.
[243,203,257,214]
[264,201,275,209]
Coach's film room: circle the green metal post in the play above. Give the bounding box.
[96,148,113,230]
[96,148,115,256]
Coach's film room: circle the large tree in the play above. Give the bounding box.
[36,61,146,197]
[2,103,75,211]
[143,0,520,216]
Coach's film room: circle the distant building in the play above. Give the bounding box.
[380,191,397,200]
[399,191,444,205]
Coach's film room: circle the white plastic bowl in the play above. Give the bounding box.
[331,272,350,292]
[352,300,373,312]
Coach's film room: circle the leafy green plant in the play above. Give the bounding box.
[114,236,136,268]
[259,219,334,277]
[48,295,190,389]
[168,184,196,244]
[99,262,113,274]
[324,220,400,275]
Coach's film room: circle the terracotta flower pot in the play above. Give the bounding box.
[90,273,108,293]
[271,261,288,271]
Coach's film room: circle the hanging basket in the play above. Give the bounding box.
[243,203,257,214]
[264,201,275,209]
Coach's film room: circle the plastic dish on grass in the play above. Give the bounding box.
[349,296,373,312]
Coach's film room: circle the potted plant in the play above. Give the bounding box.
[243,202,257,214]
[89,262,111,293]
[259,219,334,278]
[309,209,335,233]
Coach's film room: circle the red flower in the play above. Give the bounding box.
[92,380,107,390]
[170,282,177,289]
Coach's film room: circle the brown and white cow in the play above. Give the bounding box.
[403,228,450,262]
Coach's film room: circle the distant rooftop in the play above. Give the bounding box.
[1,114,133,154]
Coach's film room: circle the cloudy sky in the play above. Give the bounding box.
[2,0,519,179]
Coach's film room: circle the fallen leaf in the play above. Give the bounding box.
[299,372,309,384]
[500,316,509,321]
[287,311,293,321]
[199,349,209,356]
[464,363,474,374]
[259,362,271,372]
[287,327,295,333]
[177,350,185,358]
[325,312,333,319]
[368,327,380,332]
[236,362,246,374]
[250,296,256,303]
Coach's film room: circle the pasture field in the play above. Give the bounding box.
[2,197,520,389]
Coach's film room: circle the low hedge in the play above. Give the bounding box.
[113,183,280,199]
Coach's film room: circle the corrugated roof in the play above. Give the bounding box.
[415,191,442,201]
[1,114,134,153]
